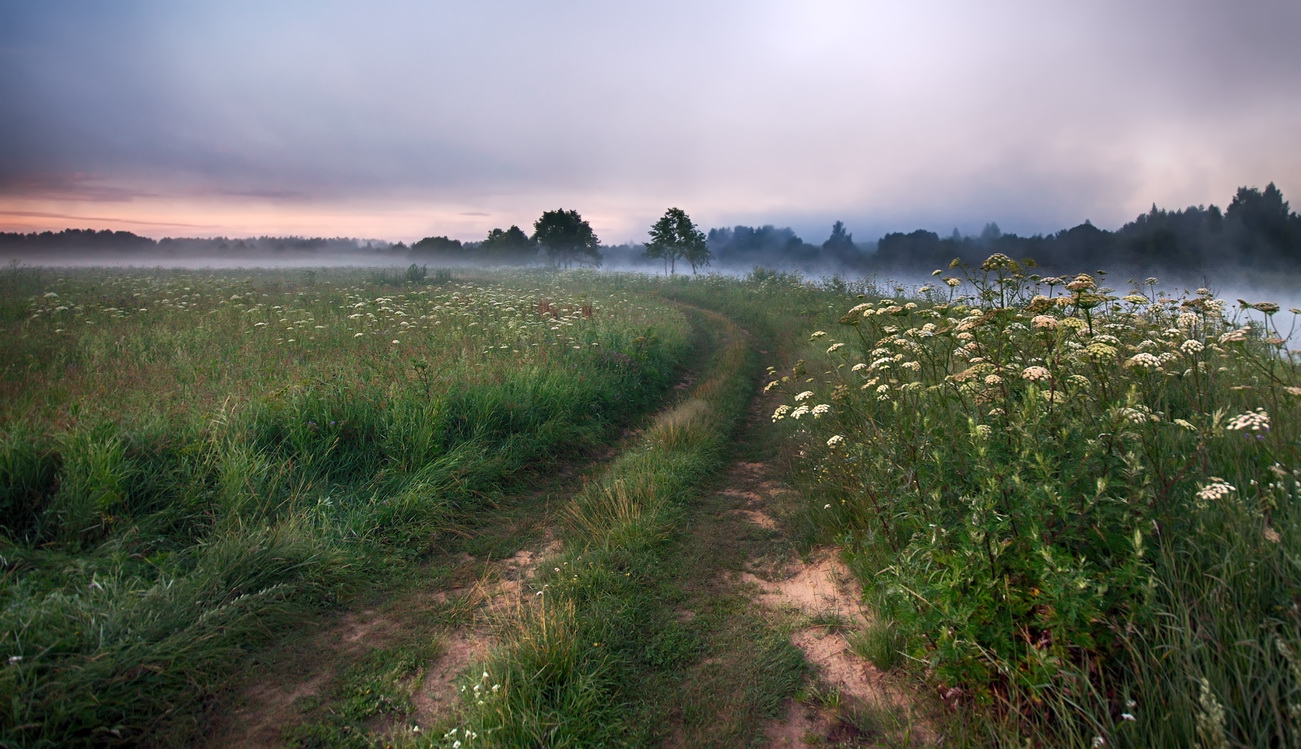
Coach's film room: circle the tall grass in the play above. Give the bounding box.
[442,305,768,746]
[0,267,690,746]
[769,256,1301,745]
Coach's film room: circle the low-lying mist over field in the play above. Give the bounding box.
[6,180,1301,327]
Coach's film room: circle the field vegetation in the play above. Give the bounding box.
[0,265,689,746]
[2,258,1298,747]
[768,256,1301,746]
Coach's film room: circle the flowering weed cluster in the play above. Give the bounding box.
[771,256,1301,745]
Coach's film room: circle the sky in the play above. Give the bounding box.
[1,0,1299,245]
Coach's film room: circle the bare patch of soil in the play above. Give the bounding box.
[764,699,834,747]
[211,671,333,749]
[408,629,492,722]
[205,536,564,748]
[729,507,779,530]
[739,553,867,626]
[717,455,939,747]
[404,537,563,731]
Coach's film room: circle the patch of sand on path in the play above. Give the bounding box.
[206,539,563,748]
[744,551,940,747]
[404,538,563,731]
[720,450,939,747]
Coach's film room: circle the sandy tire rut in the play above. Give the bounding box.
[700,453,939,748]
[203,534,564,748]
[204,313,937,748]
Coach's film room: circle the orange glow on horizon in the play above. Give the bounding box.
[0,193,658,245]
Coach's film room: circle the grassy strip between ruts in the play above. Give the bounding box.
[411,304,792,748]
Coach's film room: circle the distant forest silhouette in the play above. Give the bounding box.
[4,184,1298,274]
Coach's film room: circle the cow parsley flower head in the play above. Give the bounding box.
[1226,408,1270,433]
[1125,353,1162,370]
[1196,478,1236,503]
[1219,327,1250,343]
[1021,366,1051,381]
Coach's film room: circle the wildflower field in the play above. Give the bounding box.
[769,256,1301,746]
[0,266,690,745]
[2,260,1299,747]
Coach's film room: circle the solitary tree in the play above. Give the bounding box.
[533,209,602,268]
[644,207,711,275]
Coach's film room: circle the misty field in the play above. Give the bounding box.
[0,266,692,746]
[2,261,1300,747]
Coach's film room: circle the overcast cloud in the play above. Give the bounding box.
[1,0,1299,244]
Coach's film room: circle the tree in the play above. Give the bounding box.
[644,207,710,275]
[410,235,463,259]
[479,225,536,264]
[1226,183,1297,267]
[822,220,855,253]
[533,209,602,268]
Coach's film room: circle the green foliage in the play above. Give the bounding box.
[532,209,602,268]
[446,304,762,746]
[0,425,61,540]
[0,268,691,746]
[772,255,1301,744]
[405,263,428,283]
[644,207,711,276]
[478,225,537,264]
[410,235,463,258]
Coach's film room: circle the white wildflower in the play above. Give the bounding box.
[1125,353,1162,370]
[1226,408,1270,433]
[1196,479,1236,503]
[1021,366,1051,381]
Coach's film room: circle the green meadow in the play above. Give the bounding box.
[2,261,1298,747]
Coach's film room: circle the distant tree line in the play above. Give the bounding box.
[871,183,1301,273]
[0,229,402,257]
[6,184,1298,274]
